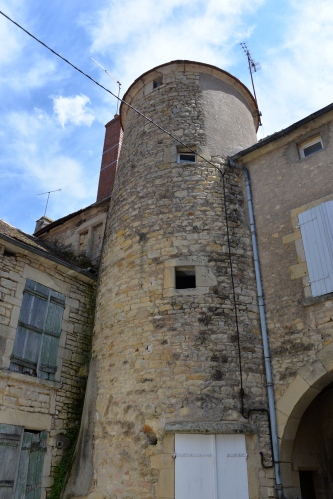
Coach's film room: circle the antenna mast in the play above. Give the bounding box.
[91,58,122,114]
[240,43,262,126]
[37,189,62,217]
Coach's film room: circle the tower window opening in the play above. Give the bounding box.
[175,266,196,289]
[153,77,163,89]
[177,153,196,163]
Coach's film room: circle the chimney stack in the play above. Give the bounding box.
[96,114,123,202]
[34,216,53,234]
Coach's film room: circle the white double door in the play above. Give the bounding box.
[175,434,249,499]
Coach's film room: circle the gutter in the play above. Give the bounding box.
[232,101,333,160]
[0,234,97,282]
[228,159,286,499]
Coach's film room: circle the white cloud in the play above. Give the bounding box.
[256,0,333,136]
[0,1,25,64]
[1,109,93,207]
[83,0,264,94]
[52,94,95,128]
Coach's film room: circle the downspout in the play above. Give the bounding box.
[228,159,286,499]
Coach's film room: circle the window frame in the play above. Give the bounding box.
[298,136,323,159]
[177,152,197,163]
[10,279,65,380]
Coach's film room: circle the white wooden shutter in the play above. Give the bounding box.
[175,434,215,499]
[216,434,249,499]
[299,201,333,297]
[175,434,249,499]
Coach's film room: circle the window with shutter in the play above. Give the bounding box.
[174,434,249,499]
[0,424,47,499]
[0,424,23,499]
[10,279,65,380]
[298,200,333,297]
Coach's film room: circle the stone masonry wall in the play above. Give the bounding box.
[88,69,274,498]
[0,244,95,496]
[238,113,333,497]
[39,202,109,267]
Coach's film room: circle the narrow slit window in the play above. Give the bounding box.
[175,266,196,289]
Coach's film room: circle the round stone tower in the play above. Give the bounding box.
[73,61,270,498]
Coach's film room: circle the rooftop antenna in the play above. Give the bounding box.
[91,58,122,114]
[37,189,61,217]
[240,42,262,126]
[24,213,38,220]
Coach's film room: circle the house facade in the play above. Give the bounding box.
[1,59,333,499]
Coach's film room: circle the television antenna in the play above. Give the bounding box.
[24,213,38,220]
[37,189,62,217]
[91,58,122,114]
[240,42,262,126]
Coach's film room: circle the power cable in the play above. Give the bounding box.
[0,10,222,176]
[1,10,251,460]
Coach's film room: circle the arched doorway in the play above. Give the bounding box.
[292,382,333,498]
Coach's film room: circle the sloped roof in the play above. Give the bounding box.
[34,195,111,237]
[0,219,96,280]
[232,102,333,160]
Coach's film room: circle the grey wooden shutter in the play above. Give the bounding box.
[15,430,47,499]
[11,280,48,376]
[38,290,65,381]
[299,201,333,297]
[24,432,47,499]
[0,424,23,499]
[11,279,65,380]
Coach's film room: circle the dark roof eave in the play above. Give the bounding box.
[0,234,97,282]
[231,102,333,161]
[34,195,111,237]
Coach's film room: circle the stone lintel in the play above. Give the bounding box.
[165,421,256,435]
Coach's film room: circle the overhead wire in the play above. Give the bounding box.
[1,9,250,454]
[0,10,222,176]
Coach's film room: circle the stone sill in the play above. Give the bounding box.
[0,369,62,390]
[165,421,256,435]
[303,291,333,307]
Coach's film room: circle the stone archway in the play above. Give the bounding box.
[275,342,333,498]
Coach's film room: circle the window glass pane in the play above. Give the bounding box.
[303,141,322,157]
[179,154,196,162]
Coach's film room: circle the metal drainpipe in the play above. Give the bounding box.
[228,159,286,499]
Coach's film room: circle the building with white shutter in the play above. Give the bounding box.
[1,60,333,499]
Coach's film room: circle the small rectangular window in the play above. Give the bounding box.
[175,266,196,289]
[153,77,163,89]
[177,153,196,163]
[299,137,323,158]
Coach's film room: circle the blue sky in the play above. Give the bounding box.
[1,0,332,234]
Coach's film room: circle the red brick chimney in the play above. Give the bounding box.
[96,114,123,201]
